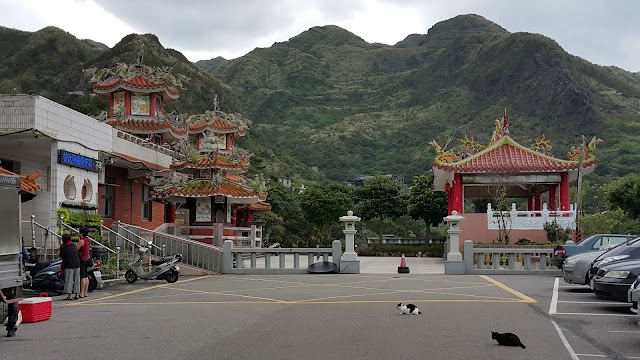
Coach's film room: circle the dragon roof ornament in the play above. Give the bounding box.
[84,62,190,90]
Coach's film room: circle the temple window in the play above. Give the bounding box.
[142,184,152,220]
[100,176,114,218]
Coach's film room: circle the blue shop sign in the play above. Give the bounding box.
[57,150,101,172]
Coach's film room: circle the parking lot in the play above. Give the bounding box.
[3,273,640,359]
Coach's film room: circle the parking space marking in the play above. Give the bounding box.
[554,312,636,317]
[558,300,622,305]
[479,275,536,303]
[163,286,290,303]
[551,318,580,360]
[550,277,559,314]
[577,356,640,359]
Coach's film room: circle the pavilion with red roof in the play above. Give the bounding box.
[431,113,601,243]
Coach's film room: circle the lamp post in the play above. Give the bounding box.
[444,211,466,274]
[339,210,361,273]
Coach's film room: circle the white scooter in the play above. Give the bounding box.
[124,245,182,284]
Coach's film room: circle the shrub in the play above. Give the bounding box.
[544,221,571,243]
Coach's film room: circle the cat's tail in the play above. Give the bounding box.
[519,343,526,349]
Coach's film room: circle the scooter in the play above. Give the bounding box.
[24,260,103,295]
[124,246,181,284]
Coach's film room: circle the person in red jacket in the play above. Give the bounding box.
[77,228,91,298]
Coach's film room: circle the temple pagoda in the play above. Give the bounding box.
[149,101,271,243]
[87,53,270,242]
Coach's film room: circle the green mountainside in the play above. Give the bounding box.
[1,14,639,185]
[207,14,640,182]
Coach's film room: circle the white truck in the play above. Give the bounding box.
[0,174,24,316]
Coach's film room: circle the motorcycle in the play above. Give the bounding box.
[124,246,181,284]
[24,260,103,295]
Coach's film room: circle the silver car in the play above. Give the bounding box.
[563,251,606,285]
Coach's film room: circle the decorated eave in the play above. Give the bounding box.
[431,134,599,192]
[0,167,41,202]
[186,111,250,137]
[238,201,272,212]
[106,117,187,140]
[170,155,248,173]
[92,75,180,101]
[151,179,266,204]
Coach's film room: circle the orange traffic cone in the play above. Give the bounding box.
[398,254,410,274]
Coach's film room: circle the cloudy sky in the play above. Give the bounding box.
[1,0,638,72]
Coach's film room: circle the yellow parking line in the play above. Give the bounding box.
[479,275,536,303]
[163,286,287,303]
[74,299,524,306]
[61,276,209,307]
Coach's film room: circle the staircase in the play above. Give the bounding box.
[105,222,222,275]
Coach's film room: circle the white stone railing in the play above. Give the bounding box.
[463,240,561,275]
[487,203,576,230]
[222,240,342,274]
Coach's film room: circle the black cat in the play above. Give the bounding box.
[491,331,526,349]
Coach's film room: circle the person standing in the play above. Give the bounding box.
[59,234,80,300]
[77,228,91,298]
[1,287,19,337]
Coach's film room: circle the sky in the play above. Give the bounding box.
[1,0,638,72]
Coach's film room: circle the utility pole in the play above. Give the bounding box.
[575,136,586,241]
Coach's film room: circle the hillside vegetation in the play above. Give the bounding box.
[2,14,640,184]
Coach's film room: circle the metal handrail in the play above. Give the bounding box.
[101,224,138,249]
[22,217,63,261]
[116,222,164,254]
[60,222,116,255]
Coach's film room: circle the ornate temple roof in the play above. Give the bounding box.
[170,154,248,172]
[0,167,41,201]
[186,110,249,136]
[432,135,598,173]
[106,117,187,138]
[93,75,180,100]
[152,179,265,203]
[238,202,272,212]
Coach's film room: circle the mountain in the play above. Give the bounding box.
[0,26,316,181]
[2,15,640,184]
[204,14,640,181]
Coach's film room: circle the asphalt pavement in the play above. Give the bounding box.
[2,271,578,360]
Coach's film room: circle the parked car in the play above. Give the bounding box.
[627,275,640,313]
[552,234,637,268]
[588,237,640,280]
[563,250,607,285]
[592,259,640,302]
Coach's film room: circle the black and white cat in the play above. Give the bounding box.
[491,331,526,349]
[396,303,422,315]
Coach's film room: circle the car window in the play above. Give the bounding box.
[591,237,603,250]
[596,237,640,260]
[611,237,631,246]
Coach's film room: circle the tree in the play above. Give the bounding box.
[355,175,408,243]
[408,174,448,239]
[298,182,353,243]
[266,182,310,246]
[608,175,640,219]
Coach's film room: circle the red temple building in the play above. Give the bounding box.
[431,113,601,245]
[88,58,269,245]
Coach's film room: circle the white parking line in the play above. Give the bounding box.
[576,356,640,359]
[550,277,559,314]
[551,319,580,360]
[558,300,625,305]
[554,312,636,317]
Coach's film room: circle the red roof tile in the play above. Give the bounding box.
[107,118,187,136]
[0,167,41,196]
[94,75,180,98]
[189,118,239,133]
[152,180,262,199]
[170,155,247,171]
[432,136,597,173]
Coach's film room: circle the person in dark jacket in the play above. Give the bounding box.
[59,234,80,300]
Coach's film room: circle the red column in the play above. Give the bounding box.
[527,195,534,211]
[453,173,463,213]
[534,193,542,211]
[125,92,131,115]
[231,208,237,226]
[247,210,254,223]
[549,186,558,211]
[445,182,453,214]
[560,172,570,211]
[169,203,176,223]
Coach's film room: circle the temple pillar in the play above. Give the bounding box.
[169,203,176,223]
[549,186,558,211]
[445,182,453,214]
[231,208,237,226]
[527,195,534,211]
[534,192,542,211]
[247,210,254,223]
[453,173,463,213]
[560,172,570,211]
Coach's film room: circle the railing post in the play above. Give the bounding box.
[250,225,257,248]
[30,214,36,249]
[162,244,166,257]
[464,240,473,274]
[223,240,233,273]
[116,246,120,278]
[540,253,547,270]
[332,240,342,271]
